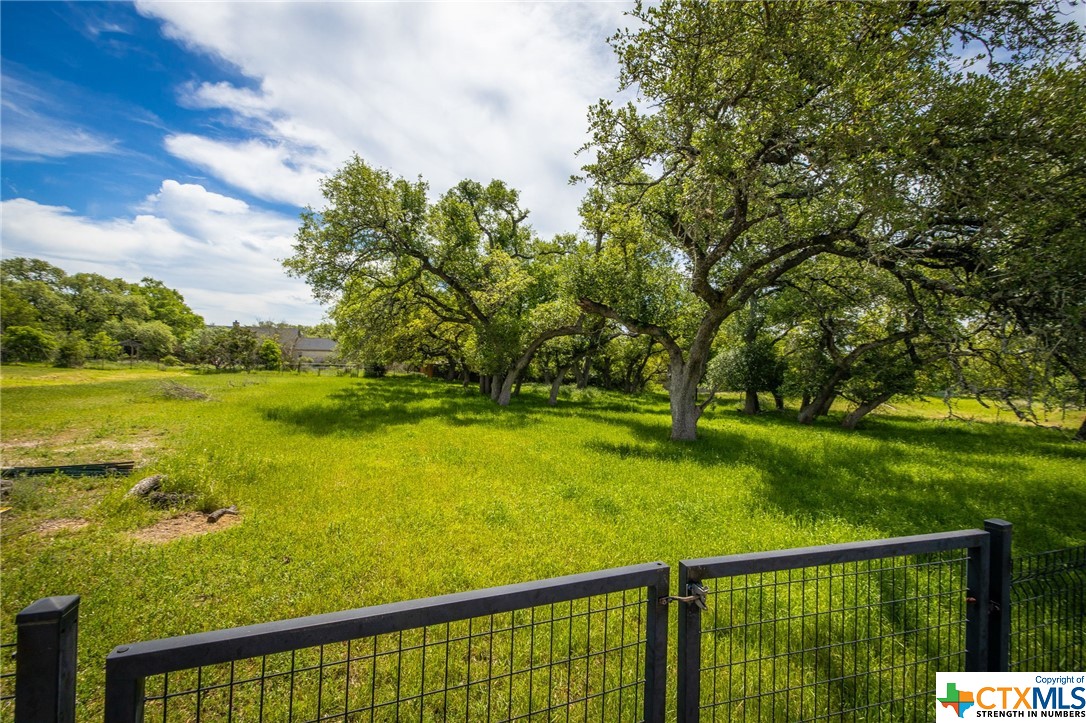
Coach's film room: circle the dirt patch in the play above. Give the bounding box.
[34,518,90,535]
[130,512,240,543]
[0,429,83,457]
[0,435,159,467]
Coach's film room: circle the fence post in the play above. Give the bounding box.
[985,519,1012,672]
[103,653,144,723]
[676,563,702,723]
[14,595,79,723]
[965,534,990,671]
[643,564,670,723]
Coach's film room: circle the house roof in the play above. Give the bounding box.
[295,337,336,352]
[234,325,337,355]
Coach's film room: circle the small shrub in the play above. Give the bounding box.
[363,361,387,378]
[4,476,47,510]
[135,321,178,360]
[257,338,283,371]
[1,325,57,362]
[54,337,90,368]
[88,331,122,361]
[160,355,182,367]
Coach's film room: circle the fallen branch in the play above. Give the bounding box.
[156,382,211,401]
[207,505,238,523]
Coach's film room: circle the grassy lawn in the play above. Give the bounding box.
[1,365,1084,718]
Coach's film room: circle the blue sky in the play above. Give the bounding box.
[2,2,630,325]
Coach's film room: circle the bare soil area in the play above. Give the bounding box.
[129,512,240,543]
[0,434,159,466]
[34,518,90,535]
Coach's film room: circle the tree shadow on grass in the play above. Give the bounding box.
[821,410,1086,460]
[581,406,1085,552]
[559,392,672,416]
[262,376,1084,550]
[260,377,543,436]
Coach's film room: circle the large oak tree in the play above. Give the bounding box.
[287,157,586,405]
[577,1,1080,439]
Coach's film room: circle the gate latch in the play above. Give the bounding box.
[659,583,708,610]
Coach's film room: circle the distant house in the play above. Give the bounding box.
[292,334,337,363]
[252,327,338,364]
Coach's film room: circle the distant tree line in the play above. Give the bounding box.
[0,258,302,372]
[288,2,1084,441]
[1,257,203,367]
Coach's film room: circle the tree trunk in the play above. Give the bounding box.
[550,364,573,406]
[670,393,701,440]
[799,392,839,424]
[630,337,655,393]
[773,391,785,411]
[817,393,837,417]
[801,393,811,410]
[841,391,896,430]
[479,375,490,395]
[669,358,703,440]
[1075,415,1086,442]
[514,378,523,396]
[743,388,760,415]
[576,353,593,390]
[797,402,818,425]
[495,321,585,406]
[799,332,910,424]
[798,375,841,424]
[496,371,514,405]
[576,297,720,441]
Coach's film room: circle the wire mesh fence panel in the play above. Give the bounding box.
[1010,544,1086,671]
[0,639,14,723]
[701,553,968,722]
[678,531,988,723]
[106,564,669,722]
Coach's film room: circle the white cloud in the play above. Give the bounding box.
[136,2,633,236]
[164,134,328,207]
[179,81,275,120]
[1,73,119,160]
[0,182,324,325]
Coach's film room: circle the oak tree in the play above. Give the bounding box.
[578,0,1081,439]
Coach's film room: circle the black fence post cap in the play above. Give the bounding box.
[15,595,80,624]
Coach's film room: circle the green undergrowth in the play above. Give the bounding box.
[1,367,1083,718]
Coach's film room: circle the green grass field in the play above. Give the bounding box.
[1,365,1083,719]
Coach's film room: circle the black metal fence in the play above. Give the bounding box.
[1008,543,1086,671]
[6,595,79,723]
[4,520,1084,722]
[104,563,670,722]
[675,530,989,723]
[0,639,15,718]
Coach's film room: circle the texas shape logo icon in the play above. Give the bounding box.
[938,682,976,718]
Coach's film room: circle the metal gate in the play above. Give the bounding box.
[674,530,990,723]
[104,563,670,722]
[6,521,1085,721]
